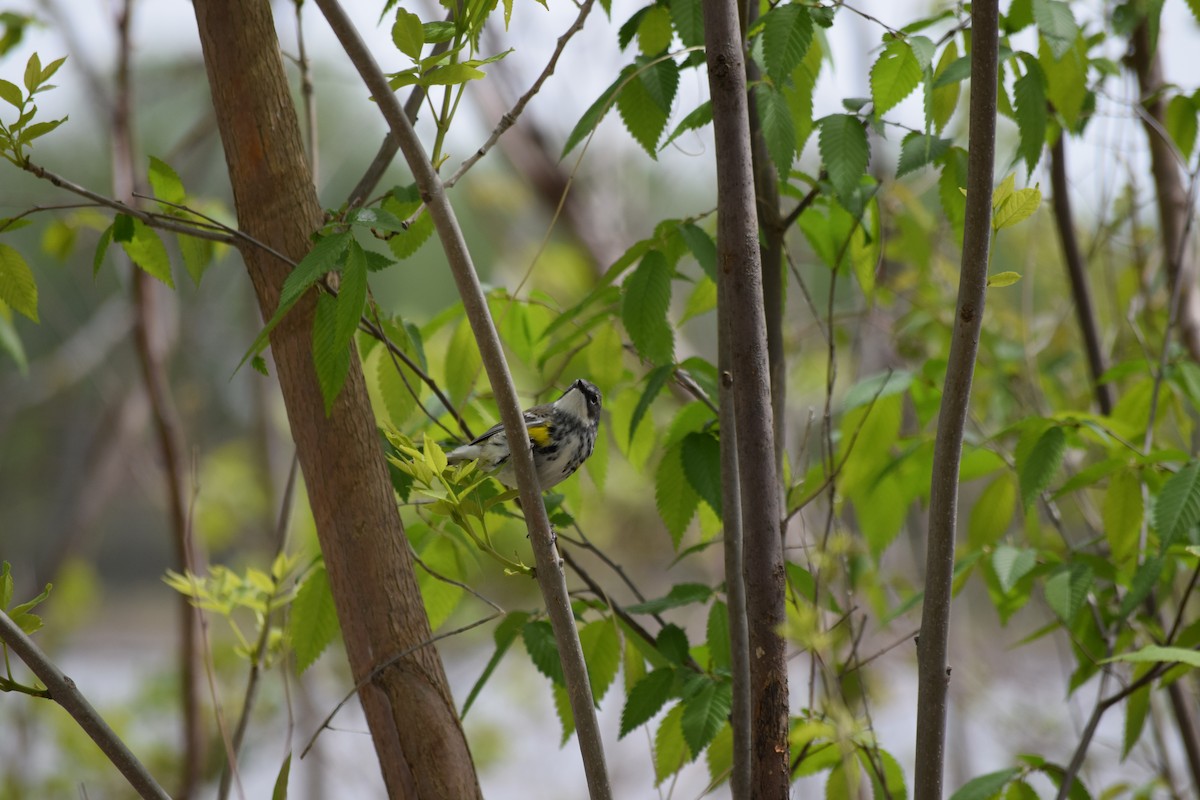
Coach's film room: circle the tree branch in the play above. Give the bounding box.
[0,611,172,800]
[913,1,999,798]
[312,3,612,797]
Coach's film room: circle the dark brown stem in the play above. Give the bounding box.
[703,0,789,794]
[913,1,998,798]
[1049,136,1114,415]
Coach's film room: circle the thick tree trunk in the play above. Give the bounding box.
[191,3,481,797]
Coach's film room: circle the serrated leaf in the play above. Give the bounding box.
[1033,0,1077,60]
[818,114,869,203]
[1013,60,1047,175]
[706,601,731,671]
[1119,555,1163,619]
[1040,36,1086,129]
[392,8,425,60]
[679,276,716,325]
[630,363,673,442]
[938,147,968,239]
[0,243,38,322]
[755,83,795,178]
[637,5,673,55]
[1044,561,1093,622]
[1155,461,1200,548]
[680,679,731,757]
[761,4,813,82]
[617,60,679,157]
[681,431,722,517]
[562,73,624,158]
[896,131,951,178]
[661,100,712,150]
[621,250,674,364]
[579,619,621,703]
[654,703,688,783]
[334,241,367,351]
[870,39,922,118]
[1123,682,1151,759]
[987,271,1022,287]
[120,219,174,288]
[621,666,675,737]
[1019,424,1065,506]
[1104,468,1142,564]
[1104,645,1200,668]
[626,582,712,615]
[522,619,565,685]
[291,564,339,673]
[992,545,1037,595]
[147,155,186,206]
[669,0,704,47]
[312,292,352,415]
[948,768,1020,800]
[677,222,716,281]
[178,233,212,286]
[931,41,960,133]
[656,442,700,546]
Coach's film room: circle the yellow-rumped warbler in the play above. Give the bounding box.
[447,379,602,490]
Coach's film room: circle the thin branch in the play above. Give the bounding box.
[913,1,998,798]
[312,4,612,797]
[443,0,595,189]
[299,612,501,759]
[0,611,172,800]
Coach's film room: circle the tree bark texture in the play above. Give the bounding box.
[702,0,789,796]
[914,1,998,798]
[191,4,480,798]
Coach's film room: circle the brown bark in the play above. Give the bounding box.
[191,3,480,797]
[703,0,789,795]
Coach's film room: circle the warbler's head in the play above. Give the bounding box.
[556,379,602,427]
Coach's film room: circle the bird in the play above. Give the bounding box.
[446,379,602,491]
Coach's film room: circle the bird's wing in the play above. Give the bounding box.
[464,410,551,446]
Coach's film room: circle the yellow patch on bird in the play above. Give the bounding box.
[527,424,552,447]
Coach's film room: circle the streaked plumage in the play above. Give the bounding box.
[447,379,602,490]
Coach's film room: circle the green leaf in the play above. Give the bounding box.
[1119,555,1163,619]
[424,64,486,86]
[620,667,675,737]
[992,545,1036,595]
[630,363,674,442]
[681,431,722,517]
[896,131,951,178]
[92,225,113,276]
[656,623,690,664]
[677,222,716,281]
[968,474,1016,549]
[562,74,624,158]
[291,564,339,673]
[1033,0,1077,60]
[280,232,352,313]
[626,582,712,615]
[1013,60,1047,175]
[1103,468,1143,564]
[120,219,174,288]
[1123,682,1151,759]
[617,59,679,157]
[761,4,813,82]
[381,190,435,260]
[654,703,688,783]
[178,232,213,287]
[661,100,712,150]
[870,39,922,118]
[621,250,674,364]
[1155,461,1200,548]
[312,292,352,415]
[22,51,39,93]
[17,117,64,147]
[930,41,960,133]
[949,769,1020,800]
[463,611,528,717]
[938,147,968,239]
[987,271,1022,287]
[271,753,291,800]
[656,441,700,546]
[147,155,186,206]
[1019,424,1065,506]
[993,185,1042,232]
[1044,561,1092,622]
[0,243,38,322]
[522,619,565,685]
[680,679,731,757]
[1040,36,1086,129]
[637,6,673,55]
[392,8,425,61]
[1104,645,1200,668]
[334,241,368,353]
[0,311,28,372]
[669,0,705,48]
[679,276,716,325]
[1166,95,1199,159]
[579,619,621,703]
[0,78,21,108]
[706,600,731,670]
[755,83,795,178]
[818,114,869,204]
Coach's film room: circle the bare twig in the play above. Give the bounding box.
[312,3,612,797]
[0,611,172,800]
